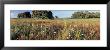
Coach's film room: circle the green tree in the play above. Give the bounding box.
[71,11,100,19]
[31,10,54,19]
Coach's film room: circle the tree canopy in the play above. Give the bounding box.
[17,10,100,19]
[17,10,54,19]
[71,11,100,19]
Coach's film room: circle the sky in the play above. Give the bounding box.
[10,10,99,18]
[11,10,32,18]
[10,10,74,18]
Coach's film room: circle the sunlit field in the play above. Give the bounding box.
[10,18,100,40]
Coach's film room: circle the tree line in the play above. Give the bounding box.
[17,10,54,19]
[71,11,100,18]
[17,10,100,19]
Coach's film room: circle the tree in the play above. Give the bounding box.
[24,12,31,18]
[47,11,54,19]
[17,12,31,18]
[55,16,58,18]
[31,10,54,19]
[71,11,100,19]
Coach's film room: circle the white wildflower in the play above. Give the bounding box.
[42,31,45,32]
[69,35,71,37]
[72,30,74,31]
[70,25,71,27]
[41,25,42,27]
[81,34,84,35]
[67,37,69,39]
[71,28,74,30]
[54,32,56,33]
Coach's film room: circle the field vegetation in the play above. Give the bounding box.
[11,18,100,40]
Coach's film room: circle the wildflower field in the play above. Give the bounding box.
[10,18,100,40]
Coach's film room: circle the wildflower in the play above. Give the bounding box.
[72,30,74,31]
[67,37,69,39]
[69,33,70,34]
[81,34,84,35]
[41,25,42,28]
[70,25,71,27]
[74,25,77,27]
[42,31,45,32]
[54,32,56,33]
[69,35,71,37]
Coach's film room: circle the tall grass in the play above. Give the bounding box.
[10,18,100,40]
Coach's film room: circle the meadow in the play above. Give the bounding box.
[10,18,100,40]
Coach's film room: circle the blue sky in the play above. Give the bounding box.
[10,10,74,18]
[10,10,99,18]
[11,10,32,18]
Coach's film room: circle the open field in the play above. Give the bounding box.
[10,18,100,40]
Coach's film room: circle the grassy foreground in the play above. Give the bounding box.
[10,18,100,40]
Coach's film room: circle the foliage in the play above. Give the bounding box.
[17,10,54,19]
[71,11,100,19]
[31,10,54,19]
[17,12,31,18]
[55,16,59,18]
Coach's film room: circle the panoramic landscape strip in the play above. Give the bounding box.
[10,10,100,40]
